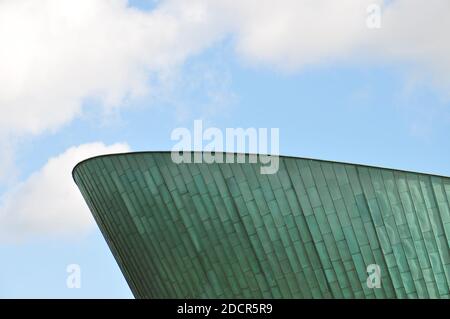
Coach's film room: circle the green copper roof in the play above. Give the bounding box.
[73,152,450,298]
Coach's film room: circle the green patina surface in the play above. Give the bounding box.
[73,152,450,298]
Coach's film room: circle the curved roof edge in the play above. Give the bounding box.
[72,151,450,182]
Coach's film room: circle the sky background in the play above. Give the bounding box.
[1,0,450,298]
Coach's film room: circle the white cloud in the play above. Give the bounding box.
[211,0,382,70]
[1,0,450,141]
[205,0,450,92]
[0,142,130,242]
[0,0,225,136]
[374,0,450,93]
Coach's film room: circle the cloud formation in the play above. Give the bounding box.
[375,0,450,92]
[208,0,450,90]
[213,0,381,69]
[0,142,129,242]
[0,0,225,136]
[1,0,450,139]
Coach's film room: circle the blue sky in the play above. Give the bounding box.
[1,0,450,298]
